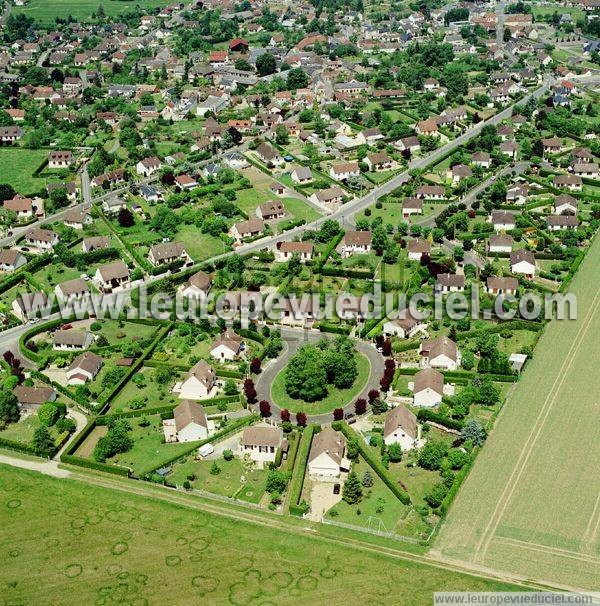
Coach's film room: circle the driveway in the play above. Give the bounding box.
[306,475,346,522]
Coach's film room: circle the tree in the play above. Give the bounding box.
[475,377,501,407]
[275,125,289,145]
[250,358,261,374]
[346,437,360,459]
[284,345,328,401]
[93,419,133,462]
[243,378,257,404]
[223,449,234,461]
[210,461,221,475]
[280,409,290,422]
[296,412,307,427]
[418,440,448,470]
[38,402,59,427]
[355,398,367,415]
[387,442,402,462]
[332,407,344,421]
[118,207,135,228]
[259,400,271,417]
[342,471,363,504]
[32,426,55,458]
[461,419,487,446]
[256,52,276,76]
[362,470,373,487]
[425,482,449,508]
[286,68,309,90]
[265,470,289,493]
[368,389,379,403]
[0,390,19,426]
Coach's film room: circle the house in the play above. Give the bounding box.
[4,196,34,219]
[486,277,518,295]
[491,210,516,232]
[209,50,229,66]
[435,273,465,293]
[383,311,427,339]
[542,137,563,154]
[553,175,582,191]
[510,249,536,279]
[330,161,360,181]
[175,174,197,190]
[229,38,249,53]
[488,234,513,254]
[210,330,243,361]
[546,215,579,231]
[102,197,127,215]
[0,126,23,143]
[257,200,285,221]
[275,241,314,263]
[571,163,599,178]
[55,278,90,303]
[416,119,438,136]
[356,127,384,146]
[176,360,216,400]
[472,152,491,168]
[12,292,49,322]
[396,136,420,153]
[291,166,313,184]
[163,400,214,443]
[53,329,93,351]
[412,368,444,408]
[231,218,265,242]
[554,194,578,215]
[450,164,472,184]
[308,427,349,481]
[240,424,284,467]
[196,95,229,117]
[506,183,529,205]
[66,351,103,385]
[223,151,248,169]
[94,260,130,292]
[0,249,26,272]
[82,236,110,253]
[48,151,73,168]
[500,140,518,160]
[341,230,371,257]
[180,270,212,299]
[270,182,286,197]
[148,242,192,267]
[402,198,423,217]
[256,143,284,167]
[407,238,431,261]
[139,185,162,203]
[416,185,445,200]
[63,209,92,230]
[25,228,58,251]
[13,386,56,411]
[310,186,346,206]
[365,152,393,172]
[136,156,162,177]
[419,337,461,371]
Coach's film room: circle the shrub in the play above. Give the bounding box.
[223,449,234,461]
[38,402,59,427]
[90,322,102,332]
[210,461,221,475]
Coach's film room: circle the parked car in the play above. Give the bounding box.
[333,483,340,495]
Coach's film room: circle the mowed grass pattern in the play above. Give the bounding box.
[434,235,600,591]
[0,466,524,604]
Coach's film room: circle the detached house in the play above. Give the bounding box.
[94,260,130,292]
[25,228,59,251]
[48,151,73,168]
[402,198,423,217]
[53,329,93,351]
[275,241,314,263]
[256,143,283,167]
[180,270,212,299]
[136,156,162,177]
[383,311,427,339]
[365,152,394,172]
[210,330,243,361]
[231,218,264,242]
[55,278,90,303]
[163,400,214,443]
[176,360,216,400]
[419,337,461,371]
[510,249,536,279]
[308,427,349,481]
[241,424,284,468]
[486,277,518,295]
[553,175,582,192]
[407,238,431,261]
[341,230,371,257]
[488,234,513,254]
[412,368,444,408]
[546,215,579,231]
[3,196,34,220]
[291,166,313,184]
[542,137,563,154]
[67,352,103,385]
[257,200,285,221]
[0,249,26,273]
[13,386,57,411]
[491,210,516,231]
[435,273,465,293]
[148,242,192,267]
[330,161,360,182]
[554,194,578,215]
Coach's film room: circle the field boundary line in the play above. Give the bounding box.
[474,289,600,562]
[582,490,600,552]
[494,536,600,565]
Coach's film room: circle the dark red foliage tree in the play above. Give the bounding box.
[243,378,257,404]
[280,408,290,422]
[259,400,271,417]
[375,334,384,348]
[296,412,307,427]
[118,206,134,228]
[333,408,344,421]
[355,398,367,415]
[368,389,380,403]
[382,338,392,357]
[250,357,261,374]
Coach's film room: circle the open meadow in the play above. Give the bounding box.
[434,235,600,591]
[0,465,525,605]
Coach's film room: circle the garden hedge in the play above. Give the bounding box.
[337,422,411,506]
[416,409,464,431]
[60,454,131,476]
[288,425,316,516]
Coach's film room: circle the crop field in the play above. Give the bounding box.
[13,0,173,24]
[0,465,525,605]
[434,235,600,591]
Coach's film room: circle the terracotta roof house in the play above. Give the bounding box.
[241,424,284,467]
[412,368,444,408]
[419,337,461,371]
[66,352,103,385]
[384,405,420,449]
[341,230,371,257]
[13,385,57,411]
[308,427,349,480]
[210,330,243,361]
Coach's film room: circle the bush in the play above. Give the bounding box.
[90,321,102,332]
[223,449,234,461]
[37,402,59,427]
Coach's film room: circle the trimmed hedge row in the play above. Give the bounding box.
[288,425,316,516]
[321,266,375,279]
[416,409,465,431]
[314,231,344,273]
[439,448,477,516]
[335,422,411,506]
[61,454,131,476]
[316,322,351,335]
[0,436,36,455]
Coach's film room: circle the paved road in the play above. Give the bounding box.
[253,326,384,425]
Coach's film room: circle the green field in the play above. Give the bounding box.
[271,352,371,414]
[434,235,600,591]
[0,148,48,195]
[13,0,173,24]
[0,465,525,604]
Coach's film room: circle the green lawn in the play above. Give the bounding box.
[271,352,371,414]
[0,414,67,445]
[0,148,48,195]
[107,367,180,413]
[13,0,173,24]
[107,414,198,477]
[168,456,269,504]
[173,224,230,261]
[0,465,525,605]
